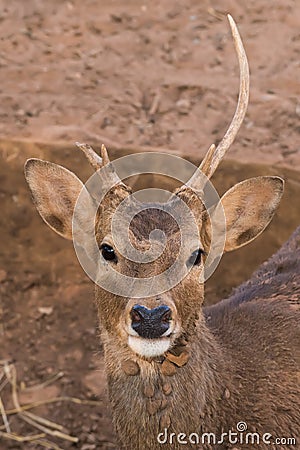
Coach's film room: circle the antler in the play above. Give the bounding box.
[76,142,110,169]
[76,142,124,186]
[187,15,249,190]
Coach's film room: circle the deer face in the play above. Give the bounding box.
[93,195,207,358]
[25,155,283,359]
[24,16,284,359]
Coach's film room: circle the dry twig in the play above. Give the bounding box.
[1,362,79,445]
[0,394,10,433]
[21,371,64,392]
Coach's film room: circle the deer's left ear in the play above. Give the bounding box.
[24,158,85,240]
[220,176,284,252]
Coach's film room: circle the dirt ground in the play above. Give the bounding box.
[0,1,300,449]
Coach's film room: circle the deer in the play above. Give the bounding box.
[24,15,299,450]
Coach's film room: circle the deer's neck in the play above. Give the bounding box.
[102,319,231,450]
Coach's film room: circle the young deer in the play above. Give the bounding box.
[24,16,299,450]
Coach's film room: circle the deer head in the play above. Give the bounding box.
[24,16,283,360]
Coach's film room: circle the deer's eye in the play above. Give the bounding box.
[188,248,205,266]
[101,244,117,262]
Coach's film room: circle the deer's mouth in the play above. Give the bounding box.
[126,317,179,358]
[123,300,180,357]
[127,335,172,358]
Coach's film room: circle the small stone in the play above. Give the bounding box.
[143,384,155,398]
[161,359,177,376]
[162,382,172,396]
[147,399,162,415]
[0,270,7,283]
[121,360,140,376]
[165,350,190,367]
[176,98,191,115]
[16,108,25,117]
[38,306,53,316]
[160,414,171,429]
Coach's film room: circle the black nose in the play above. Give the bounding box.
[130,305,172,339]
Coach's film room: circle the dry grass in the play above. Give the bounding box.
[0,360,102,448]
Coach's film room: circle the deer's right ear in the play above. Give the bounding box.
[24,158,84,240]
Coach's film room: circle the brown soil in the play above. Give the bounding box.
[0,1,299,449]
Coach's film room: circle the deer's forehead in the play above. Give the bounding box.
[96,200,205,240]
[129,208,180,239]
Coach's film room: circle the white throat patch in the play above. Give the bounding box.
[128,335,171,358]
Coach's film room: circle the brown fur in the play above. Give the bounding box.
[24,154,299,449]
[97,227,299,450]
